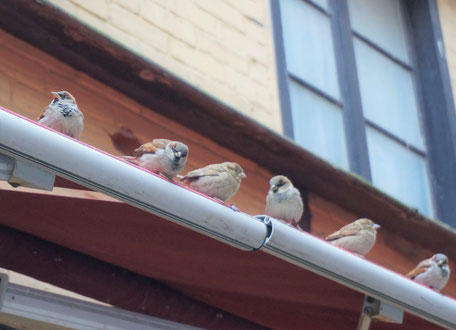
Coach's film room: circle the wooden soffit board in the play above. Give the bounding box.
[0,187,439,329]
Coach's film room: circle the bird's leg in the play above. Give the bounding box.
[158,172,174,182]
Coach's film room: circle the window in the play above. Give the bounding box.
[271,0,456,224]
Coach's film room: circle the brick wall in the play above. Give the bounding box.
[48,0,283,132]
[438,0,456,106]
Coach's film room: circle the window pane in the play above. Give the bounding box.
[348,0,409,63]
[310,0,328,10]
[366,127,433,216]
[280,0,340,99]
[354,38,424,149]
[289,79,349,169]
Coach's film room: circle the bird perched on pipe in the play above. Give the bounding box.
[38,91,84,139]
[406,254,450,292]
[325,218,380,256]
[120,139,188,180]
[265,175,304,229]
[179,162,246,202]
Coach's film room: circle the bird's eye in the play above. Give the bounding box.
[272,186,279,192]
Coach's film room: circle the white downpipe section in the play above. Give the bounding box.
[1,108,456,329]
[0,108,267,251]
[262,218,456,329]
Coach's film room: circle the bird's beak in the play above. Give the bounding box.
[272,186,279,192]
[51,91,61,99]
[373,224,381,229]
[240,172,247,179]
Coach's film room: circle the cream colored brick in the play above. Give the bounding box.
[167,1,218,34]
[249,61,269,84]
[197,0,247,32]
[171,14,197,46]
[140,1,169,31]
[246,41,269,64]
[224,0,267,24]
[145,0,168,8]
[110,4,168,53]
[112,0,140,13]
[196,29,249,74]
[170,39,225,82]
[251,84,274,109]
[49,0,78,14]
[190,6,219,33]
[70,0,109,19]
[195,53,225,83]
[221,25,248,55]
[196,29,228,58]
[141,3,196,46]
[246,20,268,45]
[226,68,253,94]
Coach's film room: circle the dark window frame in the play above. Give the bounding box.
[271,0,456,225]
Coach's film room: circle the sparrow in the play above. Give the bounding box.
[406,254,450,291]
[179,162,246,202]
[120,139,188,179]
[38,91,84,139]
[325,218,380,256]
[265,175,304,228]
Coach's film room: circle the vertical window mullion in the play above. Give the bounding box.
[330,0,371,180]
[406,0,456,226]
[270,0,295,139]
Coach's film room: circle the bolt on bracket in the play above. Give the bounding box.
[357,295,404,330]
[0,153,55,191]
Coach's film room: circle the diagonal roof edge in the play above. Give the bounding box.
[0,0,454,255]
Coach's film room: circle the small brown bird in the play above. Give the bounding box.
[265,175,303,228]
[121,139,188,179]
[38,91,84,139]
[406,254,450,291]
[180,162,246,202]
[325,218,380,256]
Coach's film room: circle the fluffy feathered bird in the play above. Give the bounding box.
[406,254,450,291]
[325,218,380,256]
[38,91,84,139]
[179,162,246,202]
[121,139,188,179]
[265,175,303,228]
